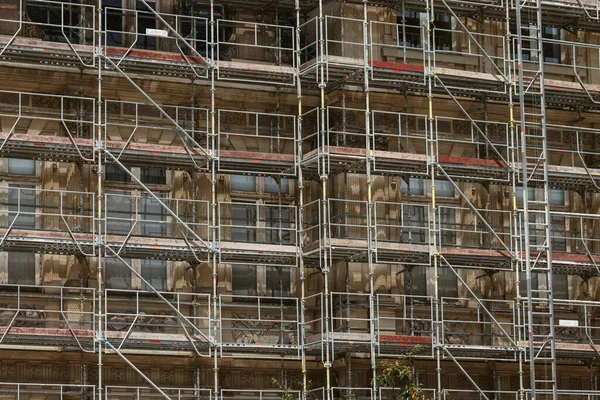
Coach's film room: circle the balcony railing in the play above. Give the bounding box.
[104,192,210,242]
[103,5,208,77]
[219,294,300,357]
[441,296,517,359]
[105,385,212,400]
[217,109,296,174]
[0,0,96,66]
[0,90,95,160]
[104,289,211,354]
[0,284,95,351]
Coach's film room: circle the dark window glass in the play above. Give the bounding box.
[231,204,256,242]
[8,159,35,175]
[552,274,568,300]
[516,186,535,203]
[397,10,422,48]
[8,252,35,285]
[103,0,123,46]
[105,258,132,289]
[401,205,426,244]
[141,259,167,291]
[266,266,291,297]
[265,206,291,244]
[519,272,540,297]
[434,14,452,51]
[231,175,256,191]
[435,180,455,197]
[401,177,425,196]
[232,265,257,296]
[106,191,132,235]
[438,267,458,298]
[549,189,564,205]
[141,193,167,236]
[551,216,566,252]
[141,167,167,185]
[404,266,427,296]
[440,207,456,246]
[105,165,131,182]
[8,185,36,229]
[264,177,290,194]
[543,26,560,63]
[136,1,156,50]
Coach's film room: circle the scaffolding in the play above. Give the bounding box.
[0,0,599,399]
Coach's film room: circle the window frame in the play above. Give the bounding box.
[7,252,36,285]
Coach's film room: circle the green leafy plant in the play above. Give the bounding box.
[376,359,425,400]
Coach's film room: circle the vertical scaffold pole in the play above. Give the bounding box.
[95,3,103,400]
[295,0,308,397]
[363,0,377,398]
[210,1,219,399]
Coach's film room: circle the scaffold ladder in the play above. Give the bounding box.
[515,0,557,398]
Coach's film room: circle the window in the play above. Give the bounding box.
[433,14,452,51]
[141,167,167,185]
[8,185,35,229]
[516,186,535,203]
[106,191,131,234]
[397,10,423,48]
[105,258,132,289]
[265,177,290,194]
[136,1,156,50]
[519,271,540,297]
[7,252,35,285]
[438,267,458,298]
[141,259,167,291]
[141,193,167,236]
[543,26,560,63]
[549,189,564,206]
[232,265,257,296]
[401,177,425,196]
[402,205,426,244]
[105,165,131,183]
[439,207,456,246]
[404,266,427,296]
[550,215,566,252]
[265,206,291,244]
[231,175,257,191]
[435,180,455,198]
[180,4,210,56]
[512,23,534,61]
[552,274,568,300]
[103,0,123,47]
[266,266,291,297]
[231,203,256,242]
[8,158,35,175]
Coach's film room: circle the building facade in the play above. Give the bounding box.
[0,0,598,398]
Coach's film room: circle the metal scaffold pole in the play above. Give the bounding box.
[317,1,332,399]
[362,0,377,397]
[95,3,103,399]
[295,0,308,396]
[425,1,442,398]
[210,0,219,398]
